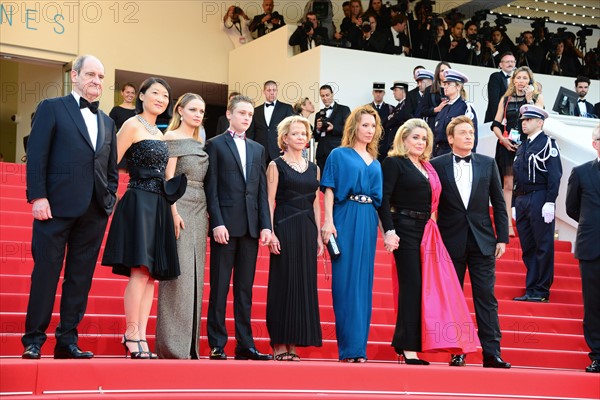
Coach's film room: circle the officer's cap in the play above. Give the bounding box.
[519,104,548,120]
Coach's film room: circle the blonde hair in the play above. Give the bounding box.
[388,118,433,161]
[277,115,312,151]
[503,66,539,99]
[446,115,474,138]
[167,93,205,141]
[341,105,382,159]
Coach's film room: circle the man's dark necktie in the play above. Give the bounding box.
[79,97,99,114]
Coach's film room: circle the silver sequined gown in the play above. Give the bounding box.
[156,138,209,359]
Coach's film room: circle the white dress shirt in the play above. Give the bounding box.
[232,133,247,180]
[453,153,473,208]
[264,99,276,127]
[577,98,587,116]
[71,91,98,150]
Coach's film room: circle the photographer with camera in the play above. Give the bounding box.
[289,11,329,53]
[223,5,253,48]
[438,21,467,63]
[484,28,515,67]
[515,31,546,73]
[547,39,581,78]
[314,85,351,172]
[250,0,286,38]
[357,14,387,53]
[339,0,364,49]
[464,21,483,66]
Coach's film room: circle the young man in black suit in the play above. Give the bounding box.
[573,76,595,118]
[247,81,293,164]
[431,116,511,369]
[314,84,351,171]
[566,126,600,373]
[205,95,273,361]
[22,55,118,360]
[484,52,516,123]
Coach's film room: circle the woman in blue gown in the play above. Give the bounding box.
[320,105,383,362]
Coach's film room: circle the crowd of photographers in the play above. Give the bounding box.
[224,0,599,79]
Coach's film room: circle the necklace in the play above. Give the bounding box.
[410,158,428,177]
[283,156,308,173]
[136,115,161,135]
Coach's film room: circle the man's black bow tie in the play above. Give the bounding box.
[265,102,274,107]
[455,154,471,163]
[324,106,332,111]
[578,99,586,103]
[79,97,99,114]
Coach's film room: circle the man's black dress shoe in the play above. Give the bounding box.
[53,344,93,359]
[209,346,227,360]
[449,354,466,366]
[235,347,273,361]
[527,296,549,303]
[513,294,530,301]
[483,355,511,368]
[585,360,600,373]
[22,344,41,359]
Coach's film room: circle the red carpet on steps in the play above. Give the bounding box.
[1,162,598,399]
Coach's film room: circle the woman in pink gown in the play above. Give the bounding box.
[378,118,479,364]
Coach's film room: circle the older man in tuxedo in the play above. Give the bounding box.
[431,116,511,369]
[566,126,600,373]
[22,55,118,359]
[484,52,516,123]
[205,95,273,361]
[247,81,293,164]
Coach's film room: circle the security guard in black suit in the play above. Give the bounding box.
[368,82,394,134]
[513,105,562,302]
[380,81,410,162]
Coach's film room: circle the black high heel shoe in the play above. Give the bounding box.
[140,339,158,359]
[122,335,149,359]
[395,347,429,365]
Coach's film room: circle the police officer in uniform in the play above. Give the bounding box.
[433,69,478,157]
[513,105,562,302]
[368,82,394,133]
[380,81,410,162]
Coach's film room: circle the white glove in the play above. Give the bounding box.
[541,202,555,224]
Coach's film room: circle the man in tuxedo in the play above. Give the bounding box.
[440,21,469,64]
[485,28,516,67]
[383,13,410,55]
[21,55,118,360]
[247,81,293,164]
[357,14,387,53]
[513,105,562,303]
[367,82,394,133]
[315,84,351,172]
[205,95,273,361]
[574,76,595,118]
[516,31,546,73]
[380,81,410,162]
[249,0,285,38]
[566,126,600,373]
[484,52,516,122]
[431,115,511,369]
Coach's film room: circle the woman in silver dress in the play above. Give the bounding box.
[156,93,209,359]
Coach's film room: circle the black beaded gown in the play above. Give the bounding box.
[495,95,530,179]
[266,157,322,348]
[102,140,180,281]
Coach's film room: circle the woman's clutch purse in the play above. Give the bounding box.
[327,234,341,260]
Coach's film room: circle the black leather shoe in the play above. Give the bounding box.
[449,354,466,366]
[513,294,530,301]
[585,360,600,373]
[527,296,549,303]
[235,347,273,361]
[209,346,227,360]
[54,344,93,359]
[483,355,511,368]
[22,344,41,359]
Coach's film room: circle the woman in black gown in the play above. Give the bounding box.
[491,66,544,236]
[266,115,323,361]
[102,77,180,359]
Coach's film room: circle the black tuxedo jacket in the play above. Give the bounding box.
[431,153,508,258]
[573,100,596,117]
[383,29,409,55]
[205,132,271,238]
[315,102,350,144]
[447,38,469,64]
[594,102,600,119]
[247,101,293,161]
[566,159,600,260]
[289,25,328,52]
[405,87,422,119]
[357,30,387,53]
[26,94,118,217]
[250,13,285,37]
[485,71,509,123]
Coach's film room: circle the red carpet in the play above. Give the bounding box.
[1,162,598,399]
